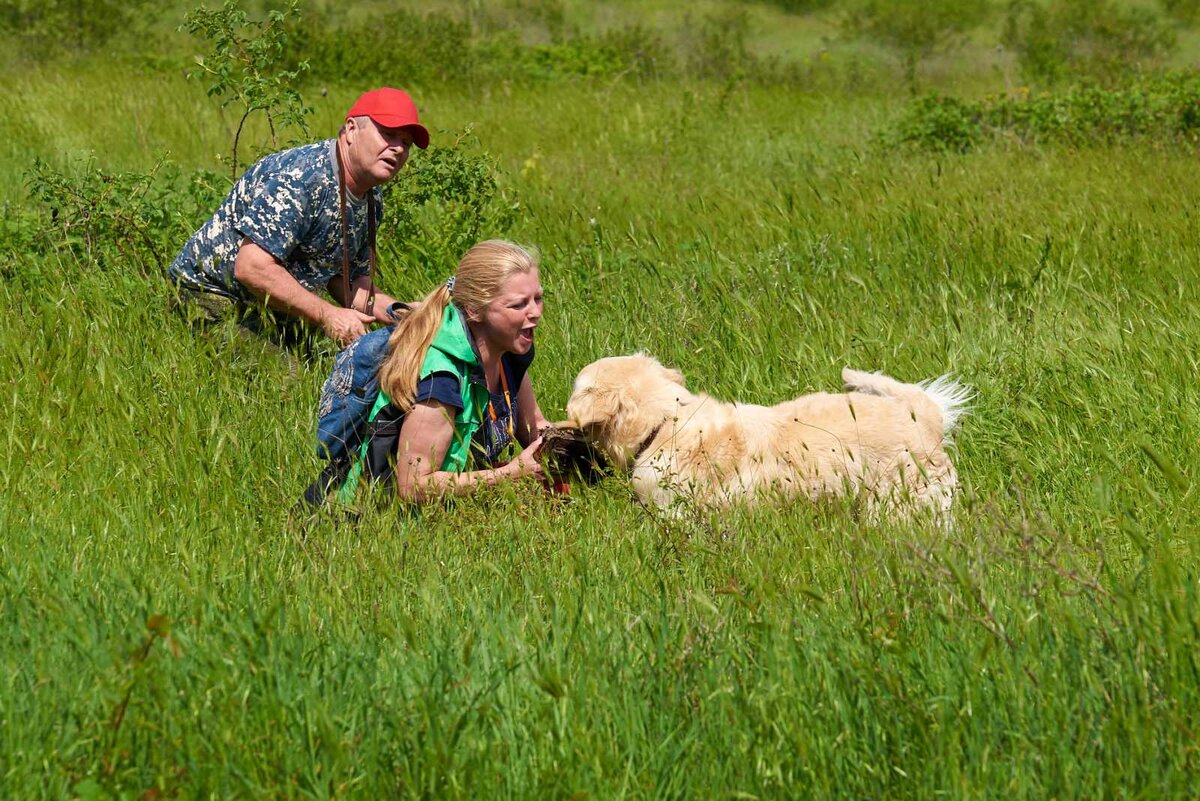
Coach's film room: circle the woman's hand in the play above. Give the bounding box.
[505,435,547,482]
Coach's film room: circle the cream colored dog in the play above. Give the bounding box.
[566,353,971,517]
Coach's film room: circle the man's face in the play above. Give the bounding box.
[346,116,414,189]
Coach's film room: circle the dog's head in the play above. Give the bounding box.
[566,353,686,468]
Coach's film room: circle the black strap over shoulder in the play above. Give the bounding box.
[359,402,407,491]
[301,460,351,508]
[299,401,405,509]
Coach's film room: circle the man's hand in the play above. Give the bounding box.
[320,306,376,345]
[332,276,404,325]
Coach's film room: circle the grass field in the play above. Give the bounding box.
[2,1,1200,798]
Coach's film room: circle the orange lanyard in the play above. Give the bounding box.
[488,365,515,440]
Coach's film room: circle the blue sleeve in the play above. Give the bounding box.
[414,372,463,410]
[233,169,313,266]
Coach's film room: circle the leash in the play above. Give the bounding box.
[336,142,377,317]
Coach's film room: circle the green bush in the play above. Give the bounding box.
[1158,0,1200,24]
[596,24,674,81]
[467,0,568,41]
[1002,0,1176,86]
[0,201,45,282]
[758,0,836,13]
[474,25,672,82]
[888,74,1200,151]
[287,3,820,88]
[181,0,312,181]
[681,9,755,81]
[291,9,670,87]
[289,8,474,87]
[378,130,518,286]
[24,158,224,278]
[844,0,993,88]
[0,0,153,58]
[889,94,986,152]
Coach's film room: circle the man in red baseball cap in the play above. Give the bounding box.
[168,87,430,348]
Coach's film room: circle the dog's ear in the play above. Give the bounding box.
[567,387,622,429]
[664,367,686,387]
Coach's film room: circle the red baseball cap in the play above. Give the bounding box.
[346,87,430,149]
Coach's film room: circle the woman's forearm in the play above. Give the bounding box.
[397,462,523,503]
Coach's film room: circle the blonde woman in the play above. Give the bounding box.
[336,240,548,503]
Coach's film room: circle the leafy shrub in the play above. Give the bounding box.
[888,74,1200,151]
[474,31,635,82]
[889,94,986,152]
[758,0,837,13]
[280,1,800,88]
[289,8,474,87]
[24,158,224,277]
[1159,0,1200,24]
[0,201,44,278]
[680,9,755,81]
[482,0,568,42]
[844,0,994,88]
[521,25,672,81]
[1002,0,1176,86]
[595,24,674,81]
[1156,0,1200,22]
[293,9,670,87]
[379,130,518,284]
[0,0,152,58]
[522,39,637,80]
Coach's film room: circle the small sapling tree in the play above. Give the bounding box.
[181,0,312,181]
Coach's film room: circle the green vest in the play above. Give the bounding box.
[337,304,490,503]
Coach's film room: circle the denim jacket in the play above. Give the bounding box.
[315,325,393,465]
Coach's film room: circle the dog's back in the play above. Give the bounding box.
[652,371,970,513]
[840,368,972,437]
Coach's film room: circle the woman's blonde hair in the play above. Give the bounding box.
[379,240,540,411]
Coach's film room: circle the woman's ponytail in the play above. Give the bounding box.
[378,284,453,411]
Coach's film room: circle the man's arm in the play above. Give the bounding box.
[233,241,373,344]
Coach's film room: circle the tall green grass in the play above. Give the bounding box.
[2,5,1200,798]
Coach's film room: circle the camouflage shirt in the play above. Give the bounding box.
[168,139,383,301]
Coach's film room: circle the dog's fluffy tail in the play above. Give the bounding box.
[842,368,973,436]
